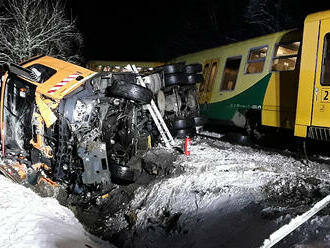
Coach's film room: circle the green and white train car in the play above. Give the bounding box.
[172,29,302,134]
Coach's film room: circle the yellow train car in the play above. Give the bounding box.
[171,10,330,142]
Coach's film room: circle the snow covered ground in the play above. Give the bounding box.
[98,134,330,247]
[2,132,330,248]
[0,175,115,248]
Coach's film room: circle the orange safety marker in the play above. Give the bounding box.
[184,137,191,156]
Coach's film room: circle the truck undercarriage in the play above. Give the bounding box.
[0,56,205,196]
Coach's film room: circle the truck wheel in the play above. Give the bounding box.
[109,164,136,184]
[193,116,208,126]
[160,62,185,74]
[108,80,153,104]
[172,118,194,130]
[157,90,166,117]
[174,128,195,138]
[185,63,202,74]
[183,74,204,85]
[165,73,187,87]
[109,156,143,184]
[145,73,162,94]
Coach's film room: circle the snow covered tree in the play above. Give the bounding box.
[244,0,293,35]
[0,0,83,64]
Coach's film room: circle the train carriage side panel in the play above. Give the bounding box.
[173,31,300,130]
[294,16,320,137]
[262,30,302,129]
[295,10,330,140]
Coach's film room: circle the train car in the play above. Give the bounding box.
[171,10,330,142]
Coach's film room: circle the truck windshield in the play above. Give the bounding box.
[3,75,36,150]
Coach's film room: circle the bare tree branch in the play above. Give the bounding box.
[0,0,83,64]
[243,0,292,35]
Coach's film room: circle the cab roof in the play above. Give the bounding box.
[20,55,96,100]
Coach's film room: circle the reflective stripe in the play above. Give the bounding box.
[47,73,80,94]
[61,72,97,96]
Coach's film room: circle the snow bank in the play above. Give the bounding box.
[109,136,330,247]
[0,175,115,248]
[129,139,280,227]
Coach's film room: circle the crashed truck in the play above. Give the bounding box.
[0,55,204,193]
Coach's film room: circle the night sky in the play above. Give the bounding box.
[68,0,330,63]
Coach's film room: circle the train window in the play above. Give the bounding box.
[321,33,330,85]
[207,62,218,91]
[271,41,300,71]
[245,46,268,74]
[200,63,210,92]
[220,57,242,91]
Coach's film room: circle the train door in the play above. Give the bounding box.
[199,59,219,104]
[311,18,330,127]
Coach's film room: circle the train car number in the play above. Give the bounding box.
[321,89,330,102]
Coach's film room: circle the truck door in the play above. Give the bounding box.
[312,18,330,127]
[198,59,219,104]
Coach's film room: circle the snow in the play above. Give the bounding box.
[0,175,115,248]
[261,194,330,248]
[129,138,293,226]
[103,134,330,247]
[2,132,330,248]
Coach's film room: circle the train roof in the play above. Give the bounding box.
[173,10,330,63]
[173,29,301,62]
[305,10,330,23]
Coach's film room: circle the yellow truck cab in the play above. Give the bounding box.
[0,55,155,189]
[1,56,96,156]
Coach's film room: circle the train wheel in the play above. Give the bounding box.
[185,63,202,74]
[108,80,153,104]
[223,132,254,146]
[245,111,263,141]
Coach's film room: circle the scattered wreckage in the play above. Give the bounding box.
[0,55,205,194]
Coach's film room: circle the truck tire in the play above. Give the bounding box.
[161,62,185,74]
[157,90,166,117]
[108,80,153,104]
[165,73,187,87]
[193,116,208,126]
[174,128,195,138]
[183,74,204,85]
[185,63,202,74]
[109,164,136,183]
[145,73,162,94]
[172,118,194,130]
